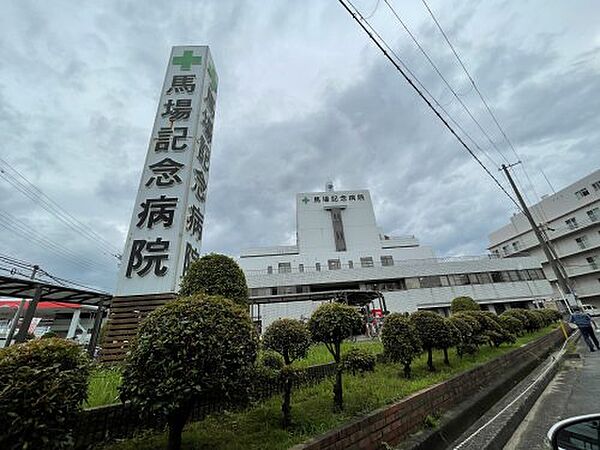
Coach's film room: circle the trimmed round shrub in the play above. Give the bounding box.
[308,302,362,411]
[341,347,377,375]
[539,308,562,324]
[523,309,545,331]
[258,350,285,372]
[447,315,474,357]
[120,294,258,450]
[502,309,531,330]
[410,311,450,371]
[0,338,90,449]
[450,296,481,314]
[381,313,422,378]
[179,253,249,306]
[262,318,311,428]
[40,331,59,339]
[498,315,523,336]
[263,318,311,365]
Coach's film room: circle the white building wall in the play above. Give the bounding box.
[489,169,600,307]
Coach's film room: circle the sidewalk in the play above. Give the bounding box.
[503,338,600,450]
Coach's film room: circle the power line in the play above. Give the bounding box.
[338,0,521,210]
[0,251,110,293]
[382,0,507,169]
[0,209,112,273]
[419,0,538,207]
[0,157,122,260]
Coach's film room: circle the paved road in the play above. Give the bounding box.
[503,338,600,450]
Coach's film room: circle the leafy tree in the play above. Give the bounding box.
[341,347,377,376]
[179,253,248,307]
[498,315,523,336]
[120,294,258,450]
[450,296,481,314]
[463,311,514,348]
[502,309,531,331]
[523,309,545,331]
[441,318,461,365]
[0,338,90,450]
[308,302,362,411]
[262,318,311,428]
[447,315,474,358]
[410,311,449,371]
[380,313,422,378]
[258,350,285,372]
[539,308,562,324]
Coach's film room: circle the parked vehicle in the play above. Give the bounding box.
[547,413,600,449]
[582,304,600,317]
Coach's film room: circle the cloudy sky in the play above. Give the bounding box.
[1,0,599,292]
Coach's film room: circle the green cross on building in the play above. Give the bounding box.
[172,50,202,71]
[302,196,310,204]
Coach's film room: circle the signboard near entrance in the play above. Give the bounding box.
[115,46,218,297]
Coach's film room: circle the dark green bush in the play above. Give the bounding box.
[502,309,531,330]
[498,315,523,336]
[341,347,377,375]
[523,309,545,331]
[40,331,59,339]
[263,318,311,365]
[381,313,422,378]
[308,302,362,411]
[120,294,258,450]
[410,311,449,371]
[447,315,474,357]
[450,296,481,314]
[258,350,285,372]
[262,318,311,427]
[179,253,249,306]
[539,308,562,324]
[0,338,90,450]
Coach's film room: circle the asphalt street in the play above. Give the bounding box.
[503,338,600,450]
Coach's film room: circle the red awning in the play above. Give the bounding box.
[0,300,81,310]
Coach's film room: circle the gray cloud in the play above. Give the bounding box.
[0,0,599,291]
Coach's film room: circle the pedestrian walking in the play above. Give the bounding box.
[570,306,600,352]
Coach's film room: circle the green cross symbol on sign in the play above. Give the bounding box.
[172,50,202,71]
[302,196,310,204]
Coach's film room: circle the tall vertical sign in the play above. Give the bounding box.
[116,46,218,296]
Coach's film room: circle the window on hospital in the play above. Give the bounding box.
[360,257,374,268]
[381,255,394,266]
[328,259,341,270]
[278,262,291,273]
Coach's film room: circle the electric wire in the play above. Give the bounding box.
[0,157,122,260]
[338,0,521,210]
[382,0,506,169]
[419,0,538,207]
[0,209,111,273]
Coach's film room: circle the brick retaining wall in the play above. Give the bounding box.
[292,328,565,450]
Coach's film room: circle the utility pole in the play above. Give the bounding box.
[501,164,576,303]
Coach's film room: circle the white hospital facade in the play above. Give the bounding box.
[489,169,600,308]
[239,184,553,330]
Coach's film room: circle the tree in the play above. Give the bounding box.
[452,313,481,355]
[501,309,531,331]
[447,315,473,358]
[498,314,523,337]
[179,253,248,306]
[262,318,311,428]
[341,347,377,376]
[0,338,90,449]
[308,302,362,411]
[380,313,422,378]
[450,296,481,314]
[463,311,514,348]
[410,311,448,371]
[120,294,258,450]
[441,318,461,365]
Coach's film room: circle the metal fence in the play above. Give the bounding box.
[74,361,337,449]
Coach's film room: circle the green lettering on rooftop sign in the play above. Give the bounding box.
[172,50,202,70]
